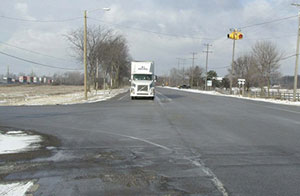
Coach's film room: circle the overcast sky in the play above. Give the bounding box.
[0,0,299,77]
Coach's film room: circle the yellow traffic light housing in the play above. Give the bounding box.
[227,31,243,40]
[227,32,235,39]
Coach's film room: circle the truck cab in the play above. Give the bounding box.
[130,61,156,100]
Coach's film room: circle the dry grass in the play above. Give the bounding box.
[0,85,83,105]
[0,85,127,106]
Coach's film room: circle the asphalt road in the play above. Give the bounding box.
[1,87,300,196]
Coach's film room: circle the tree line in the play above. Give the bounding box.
[165,41,284,93]
[163,66,228,88]
[65,25,131,89]
[230,41,282,95]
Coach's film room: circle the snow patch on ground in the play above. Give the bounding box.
[0,181,34,196]
[0,88,128,106]
[0,131,41,154]
[163,87,300,106]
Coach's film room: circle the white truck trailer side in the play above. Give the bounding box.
[130,61,156,99]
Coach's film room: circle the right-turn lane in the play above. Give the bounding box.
[155,87,300,196]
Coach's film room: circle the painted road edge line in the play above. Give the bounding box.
[118,93,128,101]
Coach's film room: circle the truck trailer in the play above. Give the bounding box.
[130,61,156,100]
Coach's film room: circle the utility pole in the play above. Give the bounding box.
[83,10,88,100]
[176,58,186,85]
[176,58,181,70]
[227,28,243,94]
[230,39,236,95]
[203,44,212,90]
[292,3,300,102]
[96,59,99,94]
[191,52,197,88]
[176,58,181,86]
[6,65,9,78]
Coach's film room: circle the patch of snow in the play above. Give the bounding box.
[0,131,41,154]
[0,88,128,106]
[163,87,300,106]
[0,181,34,196]
[6,131,25,135]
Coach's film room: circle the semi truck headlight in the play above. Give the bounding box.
[151,88,155,94]
[150,82,154,88]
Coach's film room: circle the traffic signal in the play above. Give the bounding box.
[227,31,243,40]
[236,32,243,40]
[227,32,235,39]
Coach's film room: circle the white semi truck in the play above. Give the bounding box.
[130,61,156,100]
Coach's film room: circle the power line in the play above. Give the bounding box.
[88,17,218,41]
[240,15,298,29]
[0,15,82,23]
[245,34,297,41]
[203,43,212,90]
[0,41,75,62]
[212,65,230,70]
[0,50,82,71]
[190,52,197,87]
[209,55,295,71]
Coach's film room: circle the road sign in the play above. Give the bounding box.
[238,78,245,85]
[207,80,212,87]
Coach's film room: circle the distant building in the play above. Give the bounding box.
[2,77,12,84]
[19,76,27,83]
[33,77,39,83]
[26,76,33,83]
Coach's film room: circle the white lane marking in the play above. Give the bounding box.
[118,93,128,101]
[123,135,172,151]
[155,94,163,106]
[251,104,300,115]
[156,91,172,102]
[97,130,172,151]
[101,128,228,196]
[186,157,229,196]
[36,123,227,196]
[156,90,228,196]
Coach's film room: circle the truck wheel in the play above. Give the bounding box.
[131,97,135,100]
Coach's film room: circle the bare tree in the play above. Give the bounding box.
[252,41,282,96]
[193,66,204,87]
[185,66,203,87]
[169,68,178,86]
[100,35,130,88]
[169,66,204,87]
[66,25,130,89]
[232,54,258,91]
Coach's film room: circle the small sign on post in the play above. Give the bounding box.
[238,79,246,96]
[207,80,212,87]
